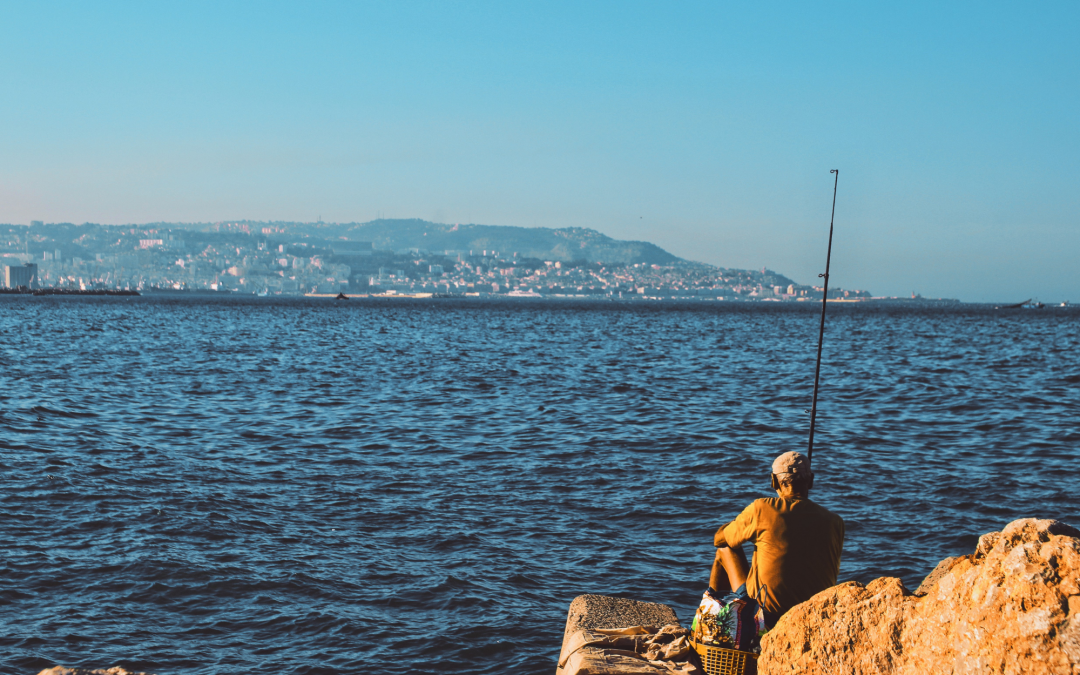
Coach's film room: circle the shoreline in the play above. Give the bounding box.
[4,289,1074,308]
[555,518,1080,675]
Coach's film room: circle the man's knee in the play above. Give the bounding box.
[714,547,738,568]
[717,546,749,570]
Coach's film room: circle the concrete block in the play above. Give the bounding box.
[556,594,684,675]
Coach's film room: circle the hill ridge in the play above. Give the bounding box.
[193,218,686,266]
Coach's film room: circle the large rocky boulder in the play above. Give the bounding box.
[758,518,1080,675]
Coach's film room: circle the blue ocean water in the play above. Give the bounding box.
[1,296,1077,674]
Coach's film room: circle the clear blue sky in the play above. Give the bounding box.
[1,2,1076,301]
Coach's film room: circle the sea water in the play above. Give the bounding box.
[1,297,1077,674]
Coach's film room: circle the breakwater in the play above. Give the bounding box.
[0,287,139,296]
[552,518,1080,675]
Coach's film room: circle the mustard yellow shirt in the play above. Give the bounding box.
[720,497,844,618]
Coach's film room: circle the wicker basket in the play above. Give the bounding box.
[690,638,758,675]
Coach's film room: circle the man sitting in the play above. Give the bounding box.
[694,451,844,647]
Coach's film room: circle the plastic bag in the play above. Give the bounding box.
[691,590,767,653]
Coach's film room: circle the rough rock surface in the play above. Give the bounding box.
[38,669,152,675]
[912,555,962,596]
[562,595,680,653]
[557,594,701,675]
[758,518,1080,675]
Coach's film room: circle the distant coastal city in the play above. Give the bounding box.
[1,219,949,302]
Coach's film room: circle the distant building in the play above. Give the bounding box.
[30,220,43,228]
[4,263,38,289]
[429,264,443,275]
[163,236,185,251]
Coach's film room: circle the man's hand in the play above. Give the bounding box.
[714,525,729,548]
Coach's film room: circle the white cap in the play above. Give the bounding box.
[772,451,812,478]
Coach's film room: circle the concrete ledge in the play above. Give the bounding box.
[557,594,690,675]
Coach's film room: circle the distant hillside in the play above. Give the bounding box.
[267,219,684,265]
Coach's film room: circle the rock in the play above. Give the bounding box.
[758,518,1080,675]
[557,594,702,675]
[912,555,962,596]
[37,669,152,675]
[563,594,681,636]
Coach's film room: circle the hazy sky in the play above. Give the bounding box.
[1,2,1077,301]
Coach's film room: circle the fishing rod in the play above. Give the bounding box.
[807,169,839,464]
